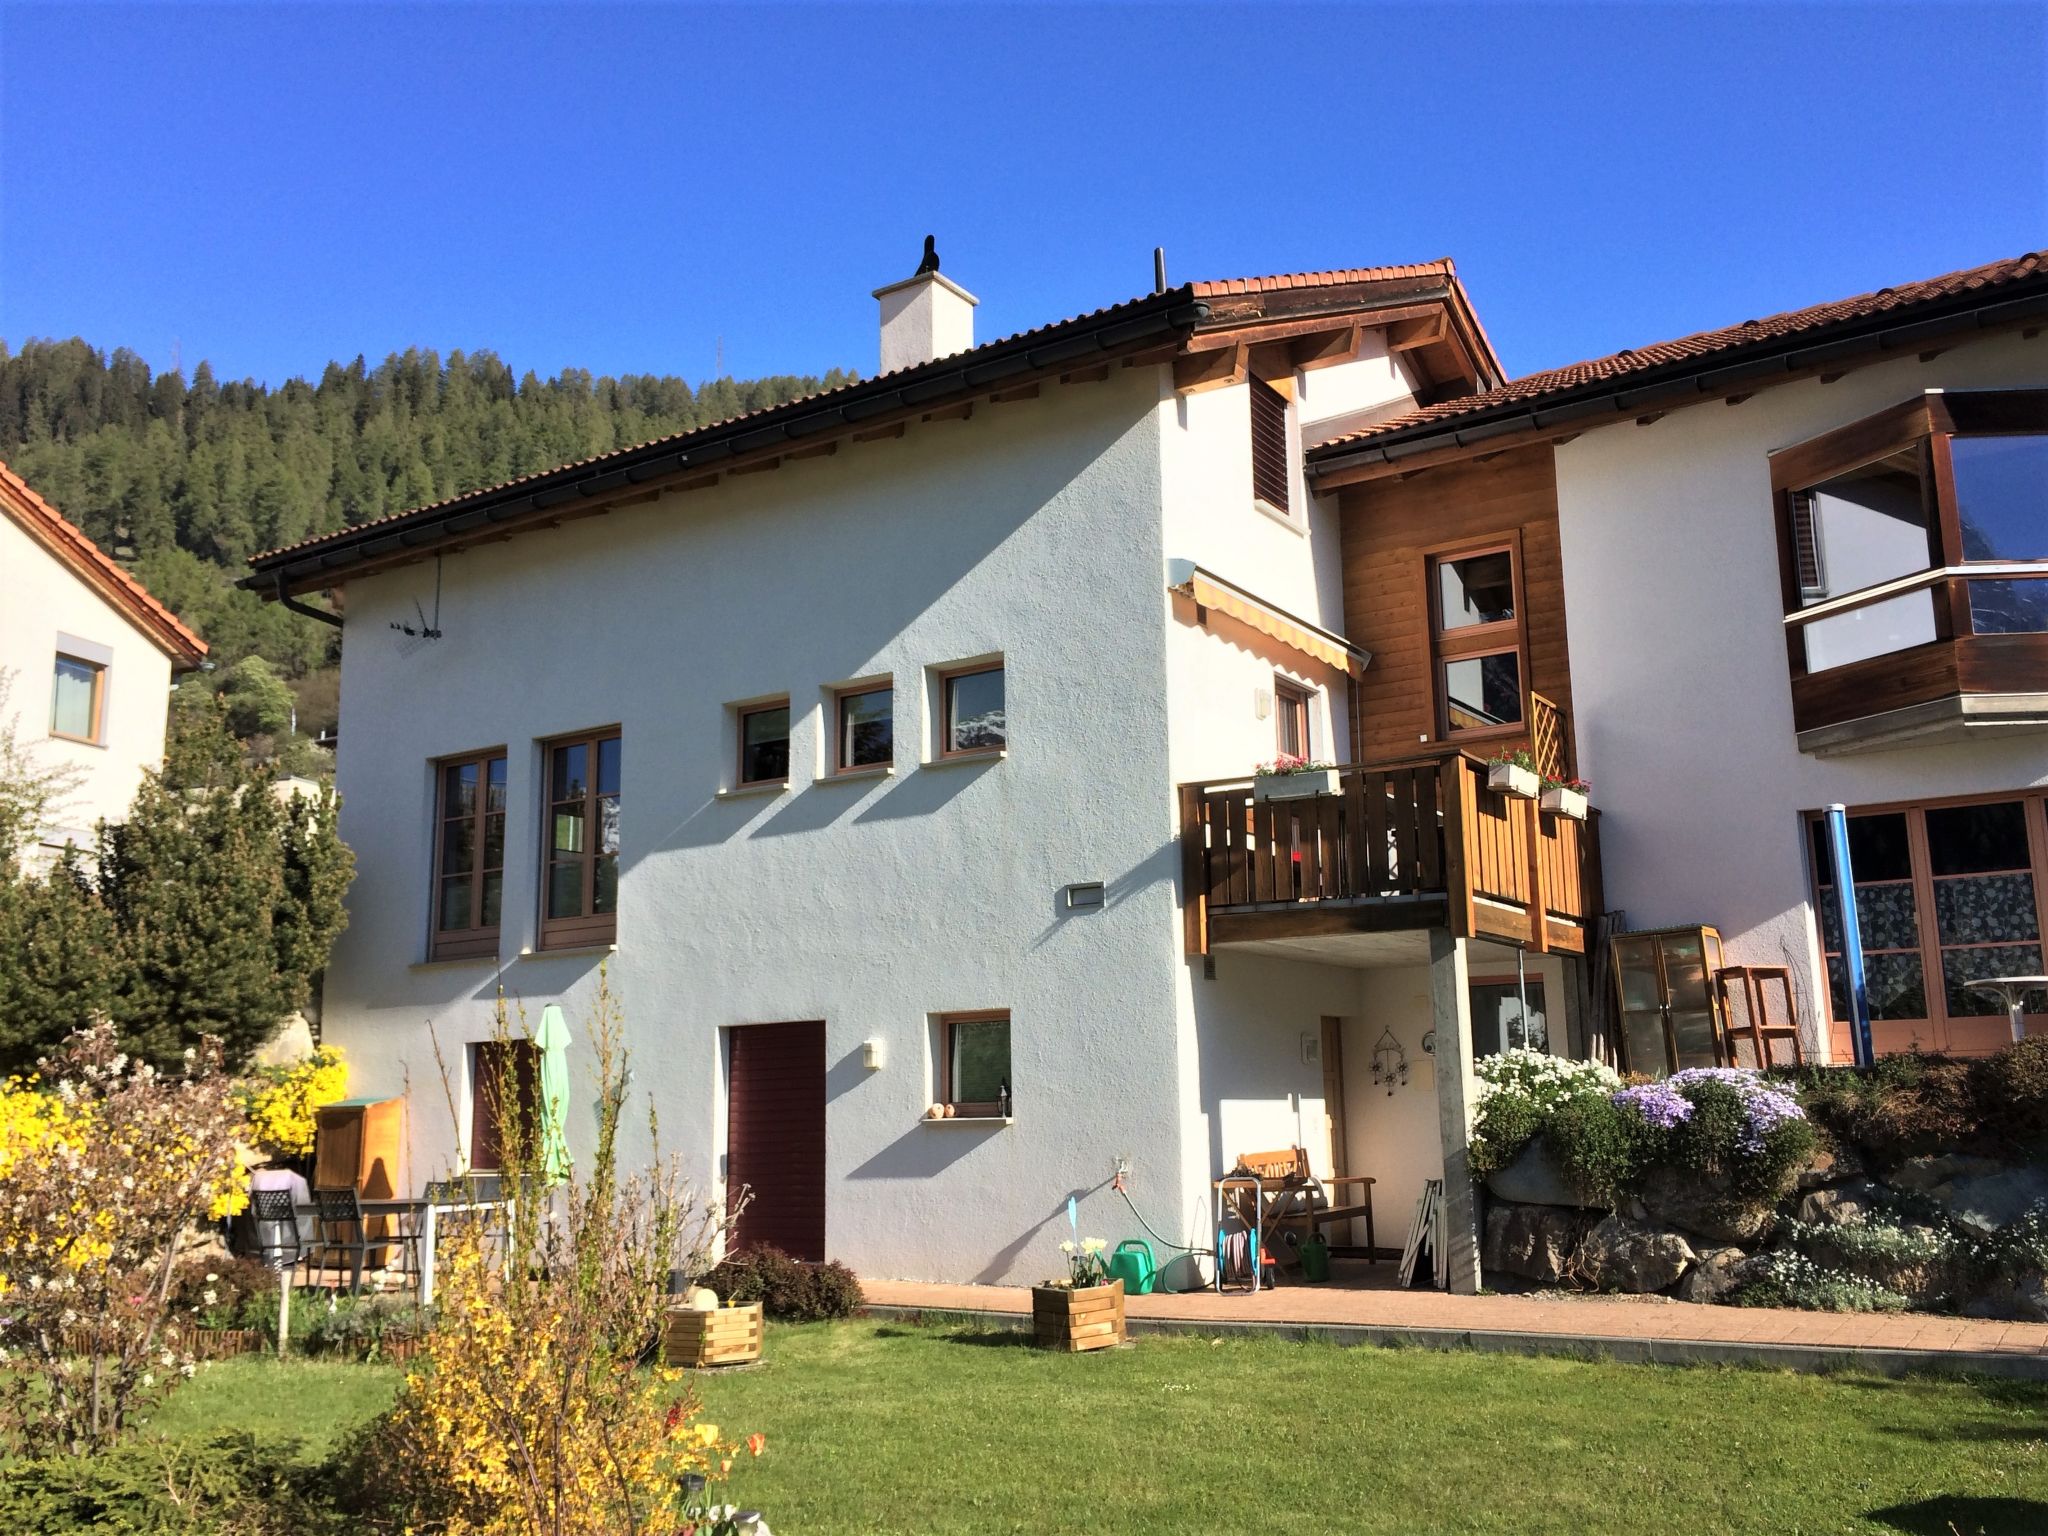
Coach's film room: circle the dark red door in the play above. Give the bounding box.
[726,1021,826,1261]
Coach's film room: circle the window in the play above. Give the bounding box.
[1470,978,1547,1058]
[433,751,507,961]
[1777,392,2048,677]
[50,654,105,743]
[737,701,790,787]
[939,1011,1011,1117]
[835,684,892,773]
[942,664,1005,756]
[469,1040,540,1172]
[1428,542,1525,737]
[1274,677,1313,760]
[541,728,620,949]
[1808,790,2047,1053]
[1249,375,1291,511]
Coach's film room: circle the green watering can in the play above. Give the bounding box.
[1106,1239,1158,1295]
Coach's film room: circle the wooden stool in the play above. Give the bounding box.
[1712,965,1806,1068]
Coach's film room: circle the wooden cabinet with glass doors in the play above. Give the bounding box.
[1611,925,1726,1077]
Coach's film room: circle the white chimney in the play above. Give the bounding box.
[873,237,978,374]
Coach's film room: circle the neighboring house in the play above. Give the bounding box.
[1,462,208,853]
[244,246,2046,1296]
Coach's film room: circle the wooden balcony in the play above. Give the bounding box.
[1177,751,1601,961]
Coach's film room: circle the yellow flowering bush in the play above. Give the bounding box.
[237,1043,347,1158]
[0,1024,249,1457]
[349,975,766,1535]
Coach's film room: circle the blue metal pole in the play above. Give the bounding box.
[1825,804,1875,1068]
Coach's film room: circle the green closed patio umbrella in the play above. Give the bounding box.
[535,1004,573,1185]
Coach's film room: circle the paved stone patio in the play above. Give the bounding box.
[863,1270,2048,1378]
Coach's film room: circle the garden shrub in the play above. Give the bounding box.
[1544,1092,1643,1206]
[1732,1252,1911,1313]
[708,1244,865,1320]
[1976,1037,2048,1158]
[0,1431,324,1535]
[301,1292,432,1359]
[168,1254,277,1332]
[237,1044,348,1160]
[1793,1053,1982,1166]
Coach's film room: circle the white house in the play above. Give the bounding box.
[248,245,2047,1296]
[1,462,208,853]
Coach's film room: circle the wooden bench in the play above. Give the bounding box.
[1229,1147,1377,1263]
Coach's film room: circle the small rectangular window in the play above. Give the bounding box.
[1429,541,1527,739]
[434,750,507,961]
[942,665,1005,756]
[738,702,790,786]
[1274,677,1313,760]
[541,728,620,949]
[1249,375,1291,511]
[50,654,105,742]
[940,1011,1011,1117]
[836,684,893,772]
[1469,979,1547,1058]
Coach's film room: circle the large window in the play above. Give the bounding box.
[1777,392,2048,677]
[433,751,507,961]
[1807,790,2048,1055]
[50,653,105,743]
[1428,541,1525,738]
[542,728,620,949]
[1470,978,1548,1058]
[938,1010,1012,1118]
[1249,375,1291,511]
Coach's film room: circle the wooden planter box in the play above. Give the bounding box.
[1031,1279,1125,1352]
[662,1303,764,1368]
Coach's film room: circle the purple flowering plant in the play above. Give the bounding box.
[1613,1080,1694,1131]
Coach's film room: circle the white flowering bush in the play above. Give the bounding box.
[0,1023,247,1457]
[1469,1048,1621,1175]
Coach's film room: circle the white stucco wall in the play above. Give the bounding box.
[1555,330,2048,1054]
[1,512,176,848]
[321,368,1191,1284]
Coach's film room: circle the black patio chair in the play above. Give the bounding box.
[307,1187,371,1295]
[248,1188,303,1279]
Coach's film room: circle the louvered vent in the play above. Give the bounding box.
[1790,491,1827,600]
[1249,375,1291,511]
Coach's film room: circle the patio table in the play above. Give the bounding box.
[295,1195,507,1306]
[1968,975,2048,1045]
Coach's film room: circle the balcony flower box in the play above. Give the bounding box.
[1254,757,1340,801]
[1030,1278,1126,1352]
[1540,785,1589,820]
[1488,761,1540,800]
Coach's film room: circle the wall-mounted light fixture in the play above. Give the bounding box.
[862,1038,885,1071]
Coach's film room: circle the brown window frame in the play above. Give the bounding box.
[539,726,620,951]
[937,1009,1012,1119]
[832,682,894,775]
[49,653,107,744]
[1248,374,1292,512]
[736,699,792,788]
[939,662,1006,759]
[1805,787,2048,1057]
[1425,533,1529,743]
[1772,389,2048,679]
[1274,676,1313,761]
[468,1039,541,1173]
[432,749,507,962]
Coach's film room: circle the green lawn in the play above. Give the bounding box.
[158,1320,2048,1535]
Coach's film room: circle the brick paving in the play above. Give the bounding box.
[862,1269,2048,1378]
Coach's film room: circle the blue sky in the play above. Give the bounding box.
[2,3,2042,390]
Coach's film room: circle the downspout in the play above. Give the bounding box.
[275,573,343,629]
[1824,804,1874,1068]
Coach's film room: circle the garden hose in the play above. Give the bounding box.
[1113,1176,1215,1293]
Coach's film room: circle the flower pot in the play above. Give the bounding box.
[1030,1279,1125,1352]
[1488,762,1540,799]
[1540,786,1588,820]
[662,1301,763,1367]
[1254,769,1340,802]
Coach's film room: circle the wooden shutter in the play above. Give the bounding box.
[470,1042,539,1172]
[1789,491,1827,598]
[1249,376,1291,510]
[726,1021,827,1261]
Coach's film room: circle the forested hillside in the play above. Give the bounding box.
[1,337,854,754]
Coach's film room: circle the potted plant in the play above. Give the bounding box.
[1540,775,1591,820]
[1486,749,1541,800]
[1030,1236,1126,1352]
[1252,754,1341,801]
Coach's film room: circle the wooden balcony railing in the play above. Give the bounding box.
[1178,750,1600,960]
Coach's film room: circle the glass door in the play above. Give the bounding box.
[1613,934,1673,1076]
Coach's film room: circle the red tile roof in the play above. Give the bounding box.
[1,460,208,667]
[1188,260,1459,298]
[1311,249,2048,458]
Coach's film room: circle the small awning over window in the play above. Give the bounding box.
[1167,560,1372,677]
